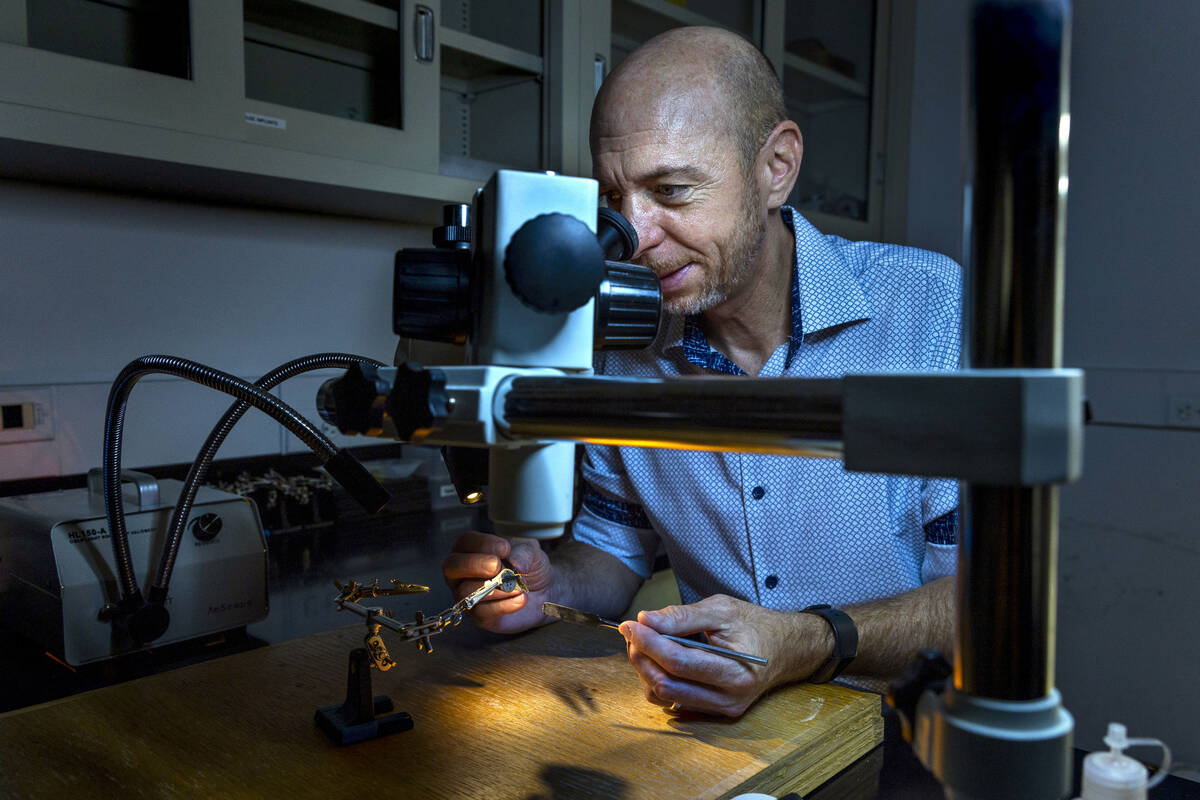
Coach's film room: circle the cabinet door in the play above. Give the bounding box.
[764,0,890,241]
[0,0,611,216]
[239,0,440,172]
[608,0,761,69]
[438,0,547,181]
[0,0,240,139]
[0,0,445,183]
[545,0,609,178]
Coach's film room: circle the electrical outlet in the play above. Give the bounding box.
[1166,394,1200,429]
[0,388,55,444]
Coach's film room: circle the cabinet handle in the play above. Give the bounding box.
[414,5,435,63]
[594,54,607,95]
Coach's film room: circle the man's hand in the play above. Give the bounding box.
[619,594,832,718]
[442,532,553,634]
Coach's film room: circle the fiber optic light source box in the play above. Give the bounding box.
[0,473,267,665]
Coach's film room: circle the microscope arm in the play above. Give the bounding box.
[320,364,1083,487]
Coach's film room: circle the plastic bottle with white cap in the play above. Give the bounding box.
[1074,722,1172,800]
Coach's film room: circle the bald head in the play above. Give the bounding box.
[591,27,787,172]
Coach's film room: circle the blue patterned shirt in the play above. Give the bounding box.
[573,207,962,612]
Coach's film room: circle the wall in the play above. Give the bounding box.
[906,0,1200,769]
[1055,0,1200,768]
[903,0,966,262]
[0,179,428,481]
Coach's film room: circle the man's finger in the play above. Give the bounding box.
[442,552,505,581]
[660,680,733,716]
[506,540,544,573]
[470,592,528,619]
[624,634,677,699]
[626,645,671,702]
[625,636,732,715]
[451,531,510,557]
[505,542,552,589]
[637,600,725,637]
[622,621,737,685]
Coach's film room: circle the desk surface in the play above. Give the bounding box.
[0,618,881,799]
[1,502,1195,799]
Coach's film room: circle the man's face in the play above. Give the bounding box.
[592,95,765,316]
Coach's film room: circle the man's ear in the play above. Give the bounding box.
[759,120,803,209]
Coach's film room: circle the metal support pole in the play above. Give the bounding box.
[959,0,1071,703]
[911,3,1077,798]
[959,485,1059,698]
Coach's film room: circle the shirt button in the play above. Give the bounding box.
[765,575,779,589]
[751,486,766,500]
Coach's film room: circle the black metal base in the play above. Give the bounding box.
[315,647,413,745]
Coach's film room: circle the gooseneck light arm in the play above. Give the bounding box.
[101,355,389,643]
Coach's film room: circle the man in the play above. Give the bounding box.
[443,27,961,717]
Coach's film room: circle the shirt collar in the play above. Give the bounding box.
[663,206,872,373]
[785,206,872,338]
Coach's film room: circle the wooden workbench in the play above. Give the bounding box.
[0,619,882,799]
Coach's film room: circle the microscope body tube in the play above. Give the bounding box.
[487,444,577,539]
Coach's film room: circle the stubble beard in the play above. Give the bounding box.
[646,189,767,317]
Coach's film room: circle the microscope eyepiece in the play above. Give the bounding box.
[596,207,639,261]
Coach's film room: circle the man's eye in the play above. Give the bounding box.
[656,185,686,199]
[602,190,622,207]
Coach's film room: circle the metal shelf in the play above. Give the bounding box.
[440,27,543,82]
[611,0,751,49]
[616,0,731,31]
[0,103,479,224]
[784,53,868,99]
[281,0,398,29]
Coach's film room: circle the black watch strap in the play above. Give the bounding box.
[800,604,858,683]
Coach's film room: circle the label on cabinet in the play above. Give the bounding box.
[244,112,287,130]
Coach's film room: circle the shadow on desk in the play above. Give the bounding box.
[0,625,268,714]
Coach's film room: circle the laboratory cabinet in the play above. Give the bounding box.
[0,0,907,236]
[0,0,599,221]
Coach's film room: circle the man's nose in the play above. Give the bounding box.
[619,196,665,260]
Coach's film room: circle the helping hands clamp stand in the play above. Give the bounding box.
[315,647,414,746]
[315,570,529,745]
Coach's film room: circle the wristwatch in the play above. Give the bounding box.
[800,604,858,683]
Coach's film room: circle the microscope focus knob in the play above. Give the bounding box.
[503,213,605,313]
[387,362,451,440]
[595,261,662,350]
[433,203,471,250]
[317,362,391,436]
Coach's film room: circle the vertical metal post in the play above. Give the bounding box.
[959,0,1071,702]
[908,3,1076,797]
